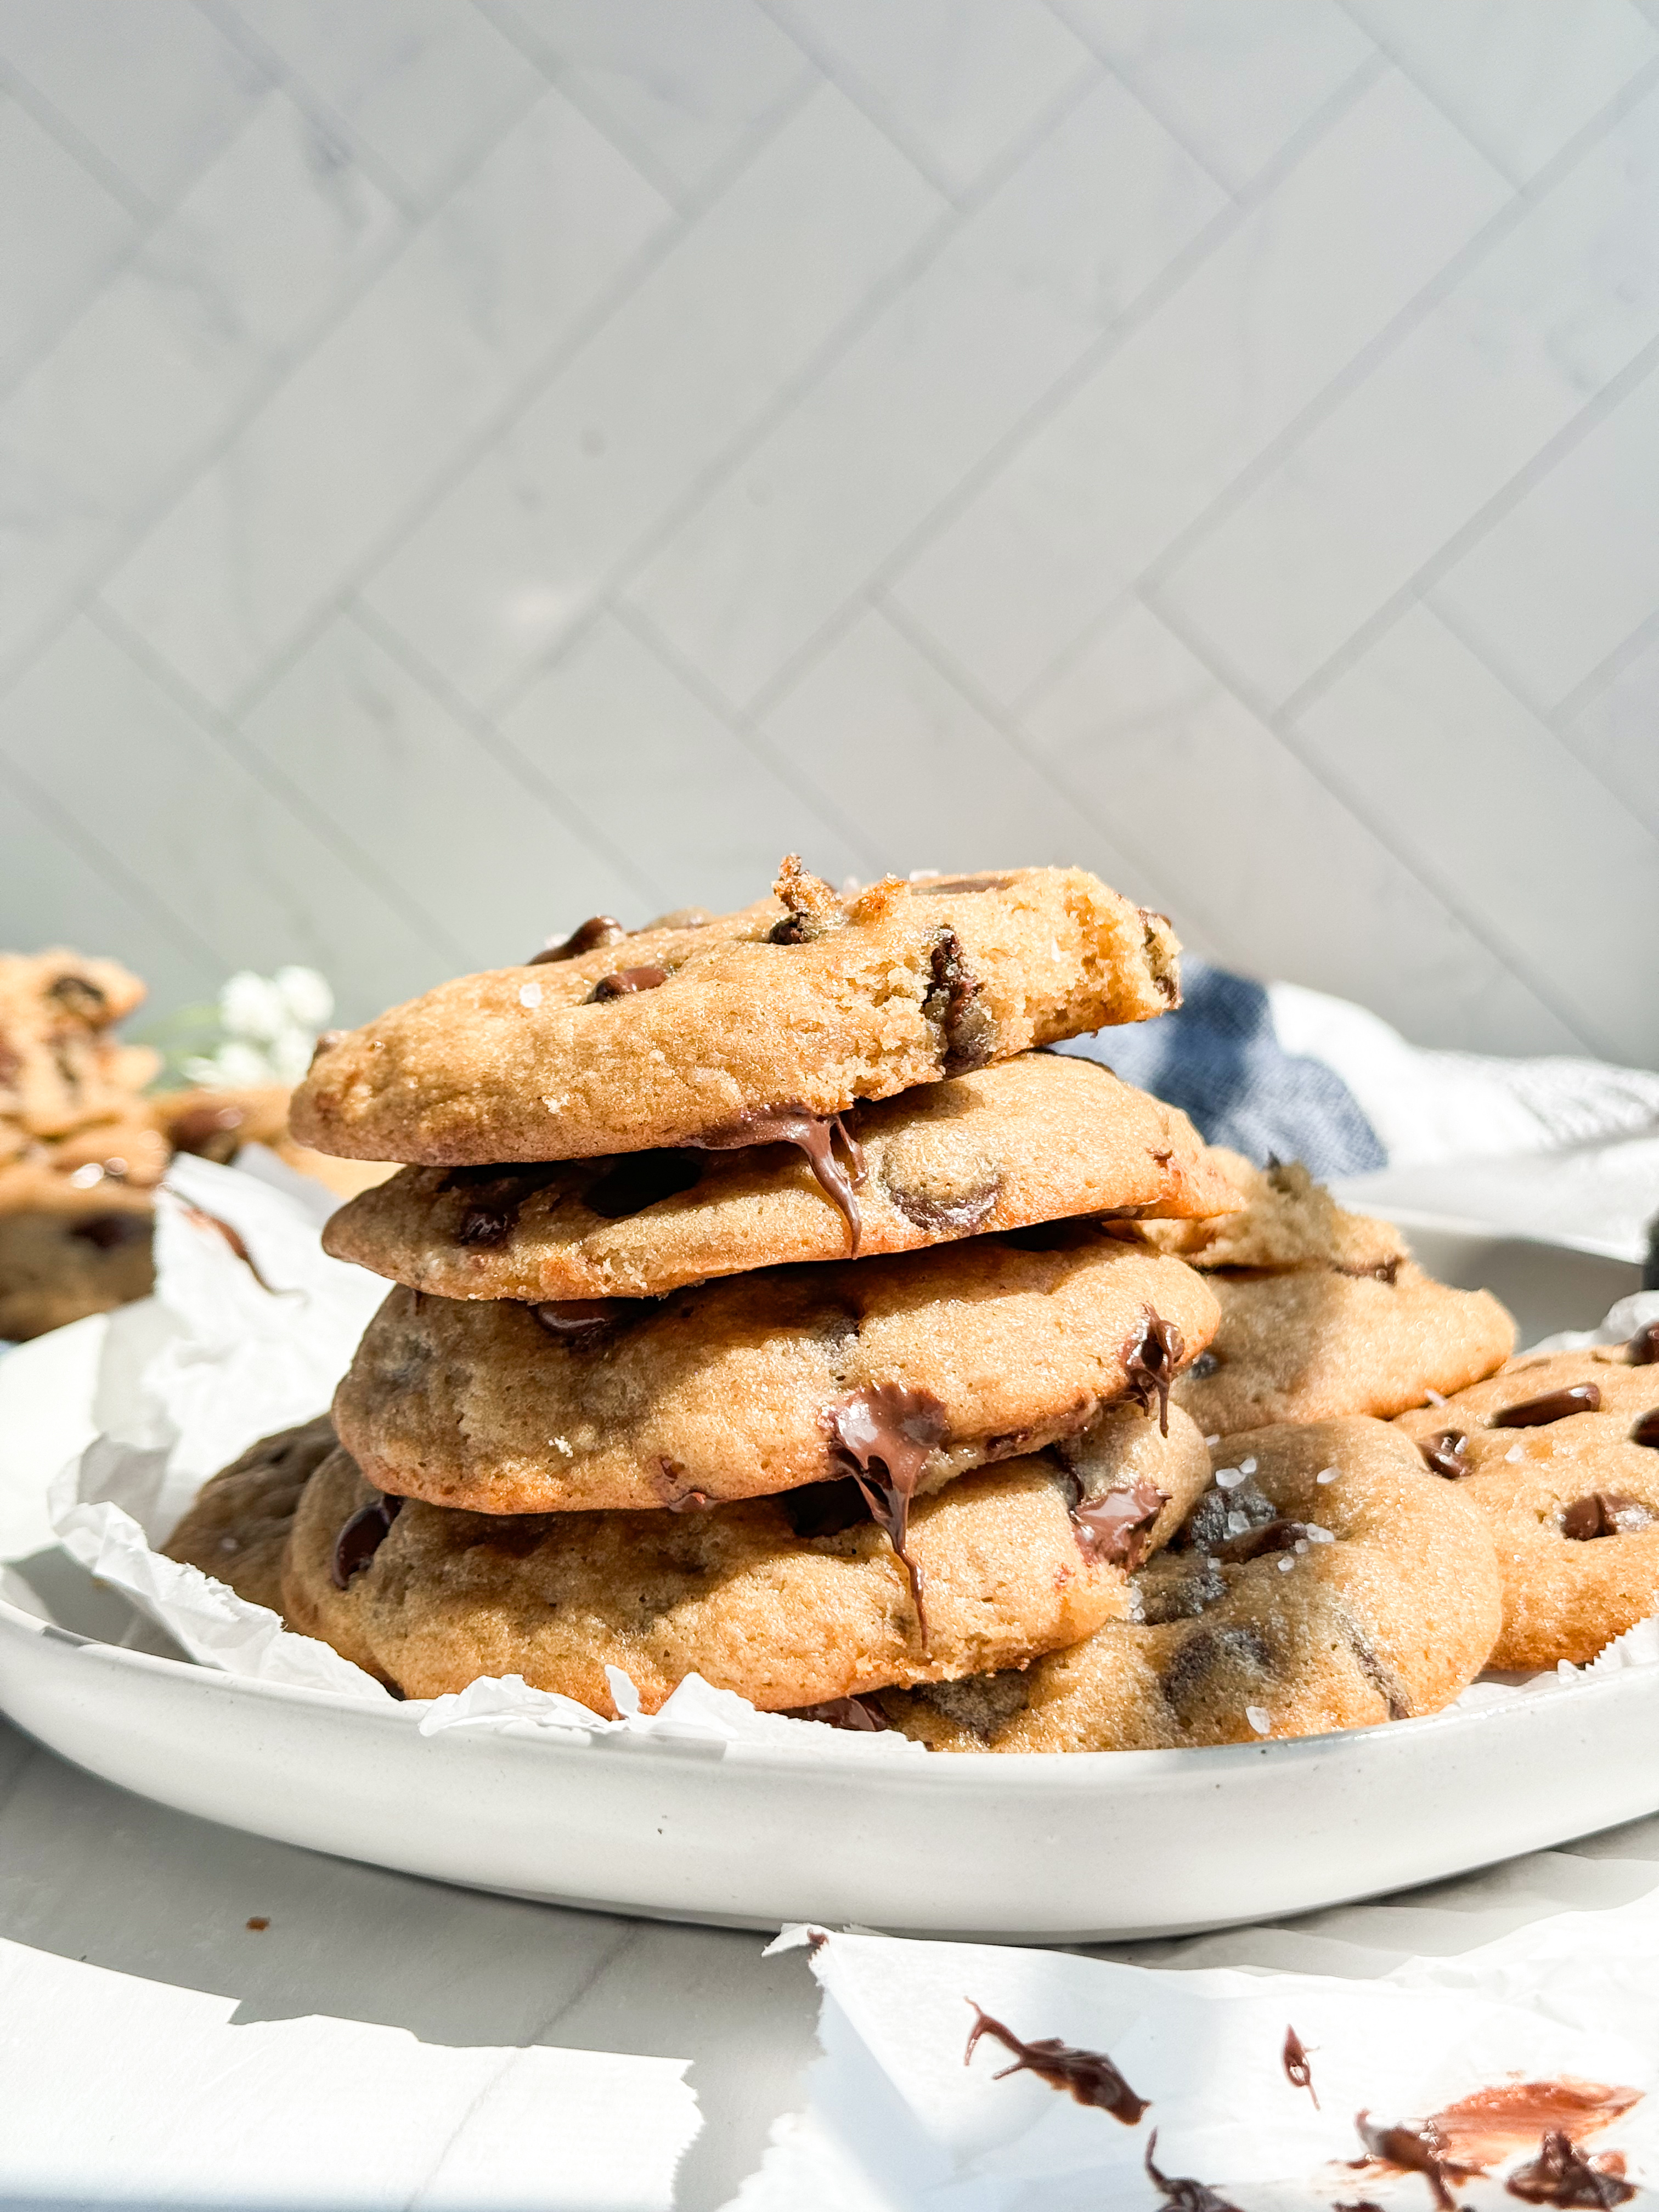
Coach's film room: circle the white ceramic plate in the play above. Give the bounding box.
[0,1226,1649,1943]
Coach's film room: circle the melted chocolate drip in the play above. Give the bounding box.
[1282,2025,1318,2106]
[331,1493,402,1589]
[586,964,668,1001]
[178,1203,275,1290]
[1420,1429,1471,1479]
[1560,1492,1654,1541]
[582,1150,702,1220]
[71,1211,148,1251]
[448,1163,561,1248]
[785,1696,889,1732]
[829,1384,947,1640]
[531,915,626,963]
[1494,1383,1602,1427]
[1124,1308,1184,1436]
[1070,1476,1167,1567]
[964,2004,1148,2123]
[1354,2113,1468,2211]
[1505,2131,1634,2205]
[532,1297,640,1349]
[1143,2131,1242,2211]
[687,1107,866,1254]
[924,929,995,1074]
[1627,1322,1659,1367]
[1207,1516,1313,1564]
[777,1476,872,1539]
[1632,1409,1659,1451]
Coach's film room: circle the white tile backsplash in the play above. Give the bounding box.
[0,1,1652,1069]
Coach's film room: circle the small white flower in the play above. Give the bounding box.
[219,970,289,1043]
[1215,1466,1245,1490]
[1315,1466,1339,1485]
[1245,1706,1271,1736]
[274,966,334,1029]
[519,982,544,1008]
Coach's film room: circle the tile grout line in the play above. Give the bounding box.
[83,603,477,973]
[219,71,832,730]
[343,601,668,912]
[0,752,228,978]
[1551,599,1659,730]
[1329,0,1528,189]
[1138,586,1606,1057]
[729,47,1394,727]
[605,601,893,883]
[1273,329,1659,730]
[1010,47,1659,718]
[1040,0,1252,199]
[0,58,162,223]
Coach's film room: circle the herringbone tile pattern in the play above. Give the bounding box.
[1,0,1655,1061]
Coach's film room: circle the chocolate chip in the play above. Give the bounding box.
[923,929,995,1074]
[1633,1409,1659,1450]
[331,1493,402,1588]
[70,1212,148,1251]
[532,1297,640,1349]
[586,964,668,1001]
[582,1150,702,1220]
[531,915,626,963]
[1160,1624,1272,1716]
[1180,1477,1276,1553]
[455,1204,514,1248]
[964,2004,1148,2124]
[308,1029,347,1066]
[1505,2129,1634,2205]
[1069,1475,1167,1567]
[168,1102,248,1161]
[884,1179,1000,1237]
[1560,1492,1655,1540]
[1189,1347,1221,1380]
[1207,1516,1314,1564]
[1137,1555,1226,1622]
[1627,1322,1659,1367]
[447,1163,562,1246]
[1493,1383,1602,1426]
[785,1696,889,1732]
[1419,1429,1471,1479]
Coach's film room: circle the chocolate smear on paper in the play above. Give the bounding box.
[963,2002,1148,2123]
[1283,2025,1318,2106]
[1143,2130,1241,2210]
[1505,2130,1633,2205]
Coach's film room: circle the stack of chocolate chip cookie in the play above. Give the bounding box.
[172,860,1268,1718]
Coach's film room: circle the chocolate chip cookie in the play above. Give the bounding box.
[332,1231,1219,1515]
[291,861,1182,1165]
[880,1416,1502,1750]
[321,1053,1242,1300]
[0,1160,154,1340]
[1396,1337,1659,1666]
[1112,1156,1514,1432]
[0,951,157,1142]
[162,1415,338,1611]
[281,1412,1212,1711]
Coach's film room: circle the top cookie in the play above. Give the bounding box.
[291,860,1181,1164]
[322,1053,1242,1300]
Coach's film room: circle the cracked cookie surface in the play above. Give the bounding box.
[332,1232,1219,1514]
[291,862,1182,1165]
[879,1416,1501,1750]
[322,1053,1240,1300]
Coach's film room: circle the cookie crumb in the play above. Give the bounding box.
[1245,1706,1271,1735]
[245,1916,269,1932]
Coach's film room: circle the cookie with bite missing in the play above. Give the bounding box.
[281,1407,1213,1711]
[291,860,1181,1166]
[1396,1335,1659,1667]
[322,1052,1241,1300]
[162,1415,338,1612]
[879,1416,1502,1751]
[332,1229,1219,1516]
